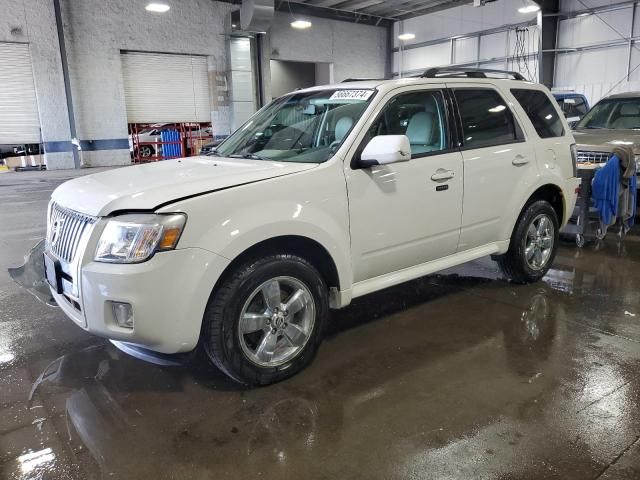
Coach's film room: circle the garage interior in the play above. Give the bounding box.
[2,0,640,478]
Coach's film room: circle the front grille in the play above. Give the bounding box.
[576,150,610,164]
[47,202,97,263]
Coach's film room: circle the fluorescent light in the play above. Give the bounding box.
[398,33,416,41]
[489,105,506,113]
[145,3,170,13]
[291,19,312,29]
[518,1,540,13]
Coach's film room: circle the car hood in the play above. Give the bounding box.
[572,129,640,153]
[52,156,317,216]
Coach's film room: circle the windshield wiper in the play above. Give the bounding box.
[230,153,267,160]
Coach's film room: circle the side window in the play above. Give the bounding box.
[362,90,449,158]
[454,88,522,149]
[511,88,565,138]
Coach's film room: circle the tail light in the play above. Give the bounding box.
[570,143,577,177]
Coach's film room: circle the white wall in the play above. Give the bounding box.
[1,0,73,169]
[392,0,539,79]
[268,11,386,91]
[554,0,640,104]
[270,60,316,98]
[63,0,233,167]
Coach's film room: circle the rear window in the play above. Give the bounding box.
[454,89,523,148]
[512,89,564,138]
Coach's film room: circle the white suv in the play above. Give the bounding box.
[45,68,579,385]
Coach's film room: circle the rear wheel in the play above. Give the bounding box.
[137,145,154,158]
[496,200,559,284]
[202,254,328,385]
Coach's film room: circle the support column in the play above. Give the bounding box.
[539,0,560,88]
[53,0,80,169]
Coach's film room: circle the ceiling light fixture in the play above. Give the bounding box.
[291,19,312,29]
[518,0,540,13]
[398,32,416,41]
[145,3,170,13]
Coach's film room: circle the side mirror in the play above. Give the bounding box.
[359,135,411,168]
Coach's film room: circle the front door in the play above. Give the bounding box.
[345,86,464,283]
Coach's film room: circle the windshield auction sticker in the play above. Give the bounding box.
[329,89,374,101]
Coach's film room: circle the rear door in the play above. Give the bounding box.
[448,84,538,251]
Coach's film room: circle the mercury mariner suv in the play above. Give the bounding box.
[45,68,579,385]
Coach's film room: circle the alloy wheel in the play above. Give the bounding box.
[524,213,554,271]
[238,276,316,367]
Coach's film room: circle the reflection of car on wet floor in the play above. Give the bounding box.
[30,271,565,478]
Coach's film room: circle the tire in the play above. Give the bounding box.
[202,254,329,386]
[137,145,154,158]
[496,200,559,284]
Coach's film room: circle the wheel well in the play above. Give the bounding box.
[526,184,565,225]
[216,235,340,292]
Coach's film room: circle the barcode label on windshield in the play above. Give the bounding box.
[329,90,374,101]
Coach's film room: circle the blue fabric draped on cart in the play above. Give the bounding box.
[591,155,620,226]
[592,153,637,229]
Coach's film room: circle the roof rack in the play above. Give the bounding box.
[341,78,386,83]
[421,67,527,81]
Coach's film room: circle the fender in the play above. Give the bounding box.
[157,159,353,292]
[502,172,569,252]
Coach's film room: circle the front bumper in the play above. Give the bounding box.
[51,247,230,354]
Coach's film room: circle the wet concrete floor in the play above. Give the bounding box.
[1,169,640,479]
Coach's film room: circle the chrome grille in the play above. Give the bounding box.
[576,150,610,164]
[47,202,97,263]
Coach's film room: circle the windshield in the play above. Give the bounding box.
[577,98,640,130]
[213,89,374,163]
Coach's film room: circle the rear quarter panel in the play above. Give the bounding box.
[495,83,577,236]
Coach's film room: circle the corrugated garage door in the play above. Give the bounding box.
[121,52,210,123]
[0,43,41,144]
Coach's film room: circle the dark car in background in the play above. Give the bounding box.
[552,92,589,125]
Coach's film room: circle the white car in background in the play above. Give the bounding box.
[128,125,166,158]
[44,68,579,385]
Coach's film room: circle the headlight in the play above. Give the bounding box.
[94,213,186,263]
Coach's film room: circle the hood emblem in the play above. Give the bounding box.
[50,219,64,247]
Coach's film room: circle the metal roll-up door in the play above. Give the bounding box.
[121,52,210,123]
[0,43,41,144]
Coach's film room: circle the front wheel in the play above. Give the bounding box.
[202,254,328,386]
[496,200,559,284]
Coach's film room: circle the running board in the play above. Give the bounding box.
[350,241,508,299]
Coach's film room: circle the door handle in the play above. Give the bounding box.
[430,169,455,181]
[512,155,529,166]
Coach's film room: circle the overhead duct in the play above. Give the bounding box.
[240,0,274,33]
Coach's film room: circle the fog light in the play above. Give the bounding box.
[111,302,134,329]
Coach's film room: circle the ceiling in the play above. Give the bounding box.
[286,0,470,21]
